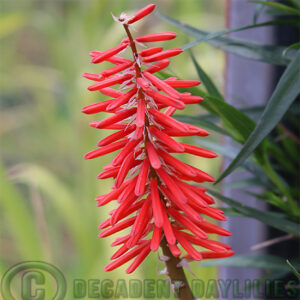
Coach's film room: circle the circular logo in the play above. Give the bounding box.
[1,261,66,300]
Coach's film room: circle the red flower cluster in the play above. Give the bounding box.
[83,4,233,273]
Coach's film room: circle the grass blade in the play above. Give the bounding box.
[189,50,224,99]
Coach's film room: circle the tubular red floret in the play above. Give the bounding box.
[92,43,129,64]
[127,4,156,24]
[136,32,177,43]
[139,47,163,57]
[143,48,183,63]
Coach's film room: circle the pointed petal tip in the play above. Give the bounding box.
[103,266,111,272]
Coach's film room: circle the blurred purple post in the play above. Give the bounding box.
[220,0,275,298]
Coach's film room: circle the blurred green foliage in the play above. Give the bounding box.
[0,1,226,299]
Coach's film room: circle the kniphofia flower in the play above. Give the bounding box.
[83,4,234,274]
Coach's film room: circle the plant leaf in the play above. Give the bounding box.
[250,0,300,16]
[189,50,224,99]
[253,3,265,24]
[207,189,300,236]
[283,42,300,57]
[217,50,300,182]
[204,95,256,143]
[286,259,300,280]
[157,12,293,65]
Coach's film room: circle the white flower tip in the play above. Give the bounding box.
[159,255,170,262]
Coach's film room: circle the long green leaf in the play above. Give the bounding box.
[208,189,300,236]
[289,0,300,9]
[286,259,300,280]
[157,13,292,65]
[250,0,300,16]
[217,50,300,182]
[189,50,224,99]
[205,95,256,143]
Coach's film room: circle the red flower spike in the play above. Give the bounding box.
[83,3,232,273]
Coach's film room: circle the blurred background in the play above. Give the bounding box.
[0,0,226,299]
